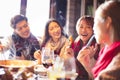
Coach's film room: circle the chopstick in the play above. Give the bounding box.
[85,35,95,47]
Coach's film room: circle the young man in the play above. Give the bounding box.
[0,14,40,60]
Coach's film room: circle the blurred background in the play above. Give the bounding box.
[0,0,107,40]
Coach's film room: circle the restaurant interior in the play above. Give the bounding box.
[0,0,107,80]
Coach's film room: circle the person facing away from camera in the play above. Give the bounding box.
[0,14,40,60]
[77,0,120,80]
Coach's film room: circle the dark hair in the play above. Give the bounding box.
[76,15,94,33]
[10,14,28,29]
[42,18,66,46]
[77,15,94,27]
[98,0,120,40]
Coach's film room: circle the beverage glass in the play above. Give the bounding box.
[41,47,54,69]
[48,56,65,80]
[62,57,78,80]
[48,56,78,80]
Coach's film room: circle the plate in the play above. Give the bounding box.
[34,65,47,76]
[0,60,36,68]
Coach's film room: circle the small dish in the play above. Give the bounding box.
[34,65,47,76]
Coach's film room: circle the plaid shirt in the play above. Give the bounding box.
[11,33,40,60]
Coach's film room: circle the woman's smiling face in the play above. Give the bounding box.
[48,22,61,41]
[77,19,93,44]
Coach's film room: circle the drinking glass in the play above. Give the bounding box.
[48,56,65,80]
[62,57,78,80]
[48,56,78,80]
[41,47,54,69]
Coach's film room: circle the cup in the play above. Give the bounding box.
[63,57,78,80]
[48,56,78,80]
[41,47,54,69]
[48,56,65,80]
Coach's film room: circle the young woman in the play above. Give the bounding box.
[34,18,69,63]
[73,16,100,80]
[77,1,120,79]
[60,15,100,80]
[41,18,68,55]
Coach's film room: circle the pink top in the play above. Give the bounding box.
[92,41,120,78]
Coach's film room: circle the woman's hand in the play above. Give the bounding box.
[64,47,74,59]
[77,43,98,62]
[77,45,98,79]
[77,47,91,65]
[34,50,41,64]
[60,46,74,60]
[60,37,74,59]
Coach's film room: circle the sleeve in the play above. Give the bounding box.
[96,52,120,80]
[1,36,14,51]
[1,36,16,59]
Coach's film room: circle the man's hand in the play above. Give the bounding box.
[0,45,4,52]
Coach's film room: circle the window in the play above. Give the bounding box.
[0,0,21,37]
[26,0,50,37]
[0,0,50,38]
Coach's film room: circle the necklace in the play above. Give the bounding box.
[50,39,60,47]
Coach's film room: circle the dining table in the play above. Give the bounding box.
[0,57,78,80]
[0,60,49,80]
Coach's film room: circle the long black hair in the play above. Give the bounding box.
[41,18,67,47]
